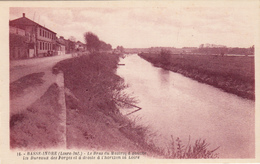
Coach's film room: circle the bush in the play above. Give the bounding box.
[159,49,171,65]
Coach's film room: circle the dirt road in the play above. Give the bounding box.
[10,55,72,116]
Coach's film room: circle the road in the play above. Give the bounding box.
[10,55,72,83]
[10,55,73,115]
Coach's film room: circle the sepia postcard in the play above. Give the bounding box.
[0,1,259,163]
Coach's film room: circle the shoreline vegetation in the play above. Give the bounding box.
[52,52,162,156]
[138,51,255,100]
[52,52,219,158]
[10,52,219,158]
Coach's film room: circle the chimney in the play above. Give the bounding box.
[23,13,25,17]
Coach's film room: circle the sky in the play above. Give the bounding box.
[9,2,258,48]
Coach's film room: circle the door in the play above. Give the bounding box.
[29,49,34,58]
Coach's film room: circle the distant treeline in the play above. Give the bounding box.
[125,46,254,56]
[138,52,255,100]
[192,46,254,55]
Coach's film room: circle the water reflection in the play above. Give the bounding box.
[158,68,170,89]
[117,54,255,158]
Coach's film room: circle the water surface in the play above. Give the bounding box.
[117,54,255,158]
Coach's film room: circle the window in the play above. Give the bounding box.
[40,42,42,50]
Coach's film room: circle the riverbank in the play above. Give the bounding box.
[10,52,220,158]
[10,83,65,149]
[138,52,255,100]
[53,52,220,158]
[52,53,162,156]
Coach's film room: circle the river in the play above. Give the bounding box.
[116,54,255,158]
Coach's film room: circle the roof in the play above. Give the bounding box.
[56,38,66,45]
[76,41,85,45]
[10,17,56,34]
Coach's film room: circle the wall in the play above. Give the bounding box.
[37,26,56,56]
[37,26,55,42]
[9,34,28,59]
[9,26,25,36]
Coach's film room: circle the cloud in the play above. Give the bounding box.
[46,9,74,25]
[9,4,258,48]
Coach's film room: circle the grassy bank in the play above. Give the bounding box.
[10,72,45,99]
[52,52,219,158]
[53,53,162,155]
[138,52,255,100]
[10,83,64,149]
[9,52,220,158]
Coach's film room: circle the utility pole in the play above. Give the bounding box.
[33,12,35,21]
[38,15,40,24]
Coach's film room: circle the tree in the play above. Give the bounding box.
[116,46,124,52]
[84,32,100,53]
[249,45,254,55]
[69,36,76,42]
[100,41,112,51]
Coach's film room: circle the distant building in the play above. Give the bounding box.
[181,47,197,53]
[55,36,66,55]
[65,39,76,54]
[75,41,86,51]
[9,13,57,59]
[58,36,75,54]
[200,43,226,48]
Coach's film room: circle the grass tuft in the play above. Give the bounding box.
[165,136,219,159]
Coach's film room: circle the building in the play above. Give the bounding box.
[9,13,57,59]
[9,26,28,59]
[55,36,66,55]
[58,36,72,54]
[199,43,226,48]
[75,41,86,51]
[65,39,76,54]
